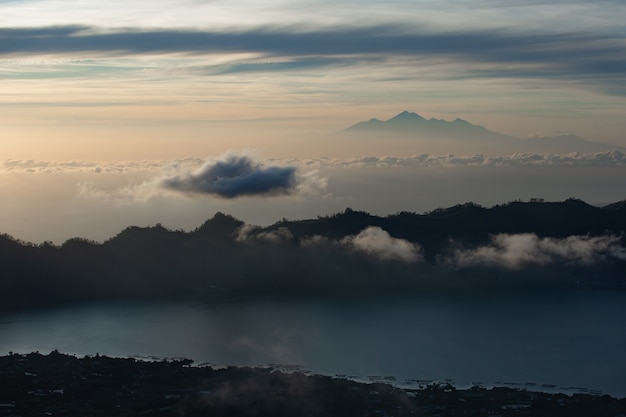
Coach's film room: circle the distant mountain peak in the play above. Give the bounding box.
[388,111,425,121]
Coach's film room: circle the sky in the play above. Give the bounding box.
[1,0,626,243]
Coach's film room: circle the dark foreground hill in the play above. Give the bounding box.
[0,352,624,416]
[1,198,625,310]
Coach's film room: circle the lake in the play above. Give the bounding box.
[1,291,625,397]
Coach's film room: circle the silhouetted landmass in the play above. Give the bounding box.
[342,111,625,153]
[0,352,624,416]
[1,199,625,310]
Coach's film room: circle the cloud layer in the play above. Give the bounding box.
[3,150,625,176]
[311,150,626,168]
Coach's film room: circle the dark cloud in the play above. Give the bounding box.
[160,154,297,198]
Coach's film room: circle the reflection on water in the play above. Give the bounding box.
[1,292,625,397]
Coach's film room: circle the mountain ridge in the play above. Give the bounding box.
[1,198,625,311]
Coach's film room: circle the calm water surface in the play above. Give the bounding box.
[1,291,625,397]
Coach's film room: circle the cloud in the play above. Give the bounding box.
[451,233,625,269]
[342,226,422,262]
[160,154,298,198]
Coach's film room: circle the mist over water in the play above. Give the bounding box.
[1,291,625,397]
